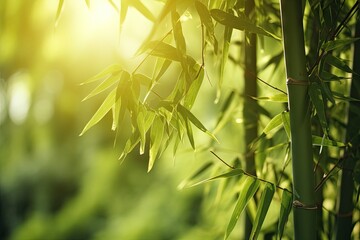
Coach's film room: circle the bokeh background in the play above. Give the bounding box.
[0,1,289,239]
[0,1,213,239]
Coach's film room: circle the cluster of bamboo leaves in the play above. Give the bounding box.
[56,0,360,239]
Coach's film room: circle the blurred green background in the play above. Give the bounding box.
[0,0,290,239]
[0,1,216,239]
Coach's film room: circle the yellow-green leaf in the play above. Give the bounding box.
[225,177,260,239]
[148,117,164,172]
[263,112,283,135]
[277,190,292,240]
[250,183,275,240]
[81,64,122,85]
[82,72,121,101]
[55,0,64,26]
[80,89,116,136]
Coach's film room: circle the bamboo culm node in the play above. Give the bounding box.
[286,77,310,86]
[292,200,318,210]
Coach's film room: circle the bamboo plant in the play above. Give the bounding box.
[279,0,317,239]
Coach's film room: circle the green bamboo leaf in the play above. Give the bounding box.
[250,183,275,240]
[217,16,233,102]
[184,67,204,109]
[253,94,288,102]
[120,0,129,32]
[82,72,121,101]
[277,190,292,240]
[172,11,191,84]
[55,0,64,26]
[130,0,156,22]
[321,38,360,52]
[177,104,217,141]
[85,0,90,8]
[81,64,122,85]
[148,117,164,172]
[214,91,237,133]
[259,51,283,72]
[141,41,181,61]
[195,0,216,46]
[107,0,118,11]
[80,89,116,136]
[332,92,360,102]
[172,11,187,57]
[281,111,291,139]
[324,54,355,74]
[225,177,260,239]
[320,80,335,104]
[137,111,146,154]
[312,135,345,147]
[210,9,281,40]
[185,117,195,149]
[154,59,172,81]
[309,83,329,134]
[112,97,121,131]
[188,169,244,188]
[178,162,214,189]
[263,112,283,135]
[320,70,346,81]
[119,130,140,162]
[133,73,152,89]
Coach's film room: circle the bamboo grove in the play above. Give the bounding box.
[58,0,360,239]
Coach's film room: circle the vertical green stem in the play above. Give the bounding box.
[243,0,257,238]
[279,0,316,239]
[334,13,360,240]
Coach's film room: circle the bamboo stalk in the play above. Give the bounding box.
[243,0,258,238]
[279,0,317,239]
[333,11,360,240]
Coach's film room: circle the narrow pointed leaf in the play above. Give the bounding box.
[80,89,116,136]
[120,0,129,32]
[85,0,90,8]
[253,94,288,102]
[137,111,146,154]
[178,162,214,189]
[119,130,141,162]
[195,1,215,40]
[188,169,244,188]
[131,0,156,22]
[277,190,292,240]
[82,72,121,101]
[321,38,360,52]
[141,41,181,61]
[148,117,164,172]
[185,117,195,149]
[320,80,335,104]
[210,9,281,40]
[177,104,217,141]
[112,97,121,131]
[184,67,204,109]
[312,135,345,147]
[55,0,65,26]
[81,64,122,85]
[325,54,357,74]
[250,183,275,240]
[154,59,172,81]
[309,83,328,134]
[133,73,152,89]
[263,112,283,135]
[225,177,260,239]
[281,111,291,139]
[217,15,233,102]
